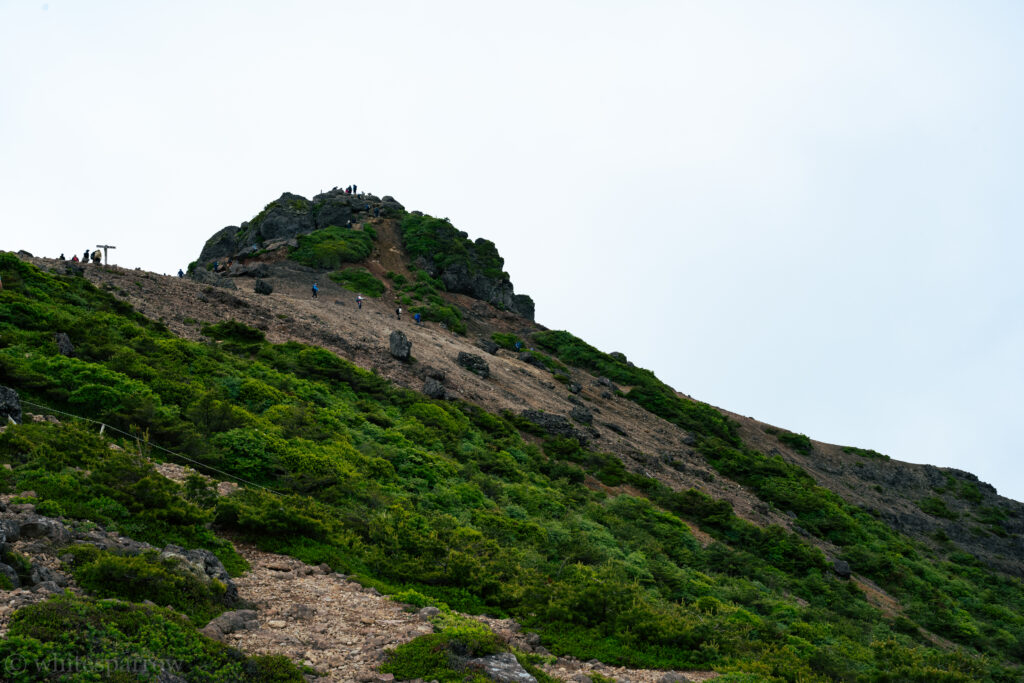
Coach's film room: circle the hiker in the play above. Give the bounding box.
[356,294,363,309]
[514,341,522,351]
[83,249,89,262]
[346,219,352,228]
[71,254,79,262]
[177,269,184,278]
[373,206,380,218]
[58,253,65,261]
[395,306,402,320]
[91,250,102,264]
[414,312,422,326]
[353,184,357,194]
[312,282,319,299]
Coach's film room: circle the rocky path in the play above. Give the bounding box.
[224,543,434,682]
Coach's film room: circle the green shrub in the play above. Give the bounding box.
[65,545,229,625]
[0,593,305,681]
[777,431,813,454]
[291,224,374,269]
[330,268,386,297]
[919,497,958,520]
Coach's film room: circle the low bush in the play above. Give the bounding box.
[65,545,229,625]
[291,224,374,269]
[330,268,385,297]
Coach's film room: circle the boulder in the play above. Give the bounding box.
[0,519,21,543]
[418,365,446,381]
[0,386,22,425]
[465,652,536,683]
[518,351,547,370]
[254,278,273,295]
[252,192,315,242]
[457,352,490,378]
[477,338,500,355]
[188,268,238,290]
[519,410,587,443]
[832,559,852,579]
[389,330,412,361]
[567,382,582,394]
[54,332,75,357]
[230,262,270,278]
[569,405,593,425]
[312,190,357,229]
[0,562,20,588]
[424,378,447,400]
[200,609,259,641]
[197,225,240,264]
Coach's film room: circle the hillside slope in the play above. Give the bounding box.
[1,192,1023,681]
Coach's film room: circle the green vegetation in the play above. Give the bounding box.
[65,545,230,625]
[532,330,737,442]
[2,252,1024,681]
[0,594,304,682]
[843,445,891,460]
[776,431,813,454]
[290,224,375,269]
[400,213,507,280]
[387,267,467,334]
[381,611,505,683]
[330,267,386,297]
[919,496,959,520]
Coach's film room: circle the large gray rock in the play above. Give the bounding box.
[389,330,412,361]
[570,405,593,425]
[313,190,357,229]
[254,279,273,295]
[196,225,239,264]
[200,609,259,641]
[251,192,315,242]
[477,338,499,355]
[423,377,447,400]
[832,559,852,579]
[519,410,587,443]
[465,652,536,683]
[54,332,75,357]
[188,268,238,290]
[160,545,238,604]
[437,262,535,320]
[0,386,22,425]
[230,262,270,278]
[0,563,20,588]
[457,352,490,378]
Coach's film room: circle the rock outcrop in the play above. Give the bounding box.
[389,331,412,361]
[457,352,490,378]
[0,387,22,425]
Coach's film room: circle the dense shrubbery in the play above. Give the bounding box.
[0,594,304,682]
[65,545,230,625]
[330,267,385,297]
[290,224,375,269]
[400,213,507,280]
[2,253,1023,681]
[387,267,467,334]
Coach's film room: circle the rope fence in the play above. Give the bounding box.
[16,399,286,496]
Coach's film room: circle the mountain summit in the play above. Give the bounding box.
[0,190,1022,681]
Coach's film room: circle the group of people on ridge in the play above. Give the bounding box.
[56,249,102,264]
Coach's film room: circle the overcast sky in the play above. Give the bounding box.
[2,1,1022,502]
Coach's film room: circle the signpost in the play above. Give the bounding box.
[96,244,116,265]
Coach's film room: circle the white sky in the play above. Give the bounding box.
[2,1,1022,501]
